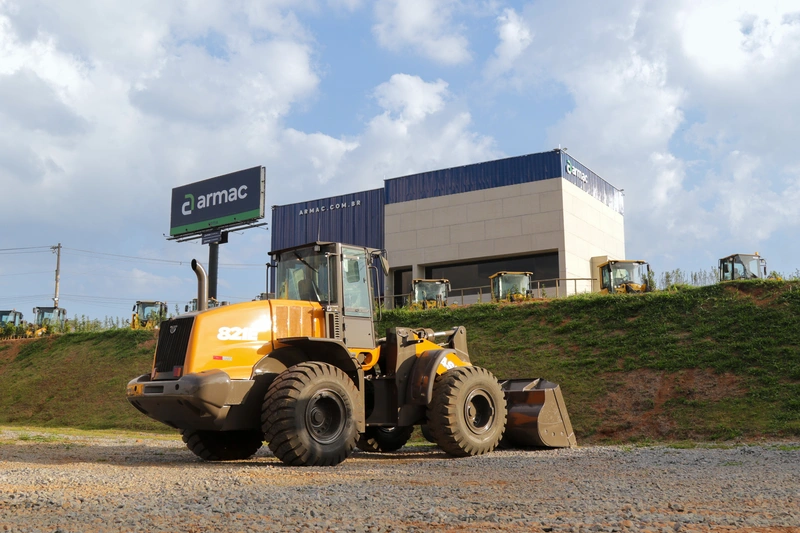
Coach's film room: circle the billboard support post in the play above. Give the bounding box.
[208,242,219,301]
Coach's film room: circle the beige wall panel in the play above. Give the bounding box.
[387,248,424,269]
[415,195,450,212]
[417,226,450,247]
[466,199,504,223]
[450,221,486,244]
[485,217,523,239]
[448,189,486,206]
[502,194,540,217]
[424,244,461,264]
[520,178,561,195]
[432,204,469,227]
[385,230,417,252]
[493,234,535,256]
[483,183,521,201]
[520,211,564,234]
[400,210,433,231]
[539,190,564,212]
[457,239,495,261]
[385,213,401,234]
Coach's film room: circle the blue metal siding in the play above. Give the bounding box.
[560,153,624,215]
[270,188,385,252]
[385,151,623,214]
[385,152,562,204]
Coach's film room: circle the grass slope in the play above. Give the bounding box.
[1,280,798,443]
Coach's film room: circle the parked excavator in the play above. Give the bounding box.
[718,253,768,281]
[127,241,575,467]
[489,271,533,302]
[131,301,168,330]
[410,278,451,309]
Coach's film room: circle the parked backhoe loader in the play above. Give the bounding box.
[490,271,533,302]
[719,253,768,281]
[410,278,450,309]
[596,259,651,294]
[127,241,575,467]
[131,301,168,330]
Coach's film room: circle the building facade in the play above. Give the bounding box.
[271,150,625,305]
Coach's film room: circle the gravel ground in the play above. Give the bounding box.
[0,428,798,533]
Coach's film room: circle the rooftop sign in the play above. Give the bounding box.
[169,166,265,237]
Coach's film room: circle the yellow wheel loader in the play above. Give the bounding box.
[27,307,67,337]
[718,253,768,281]
[131,301,168,330]
[127,241,575,467]
[597,259,651,294]
[489,271,533,302]
[409,278,450,309]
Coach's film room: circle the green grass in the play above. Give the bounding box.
[0,280,798,443]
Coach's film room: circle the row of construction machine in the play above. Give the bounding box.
[127,241,576,466]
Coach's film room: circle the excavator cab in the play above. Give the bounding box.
[131,301,168,330]
[489,271,532,302]
[719,253,767,281]
[410,279,450,309]
[599,260,650,294]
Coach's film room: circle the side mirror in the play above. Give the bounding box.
[379,256,390,276]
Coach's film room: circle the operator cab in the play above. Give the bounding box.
[599,260,650,294]
[32,307,67,327]
[719,253,766,281]
[271,242,388,348]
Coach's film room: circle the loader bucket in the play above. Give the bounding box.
[500,378,577,448]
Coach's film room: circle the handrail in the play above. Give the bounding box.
[389,276,597,307]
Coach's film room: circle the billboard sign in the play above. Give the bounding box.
[170,166,265,237]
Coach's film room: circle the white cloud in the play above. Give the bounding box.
[372,0,471,65]
[484,8,532,79]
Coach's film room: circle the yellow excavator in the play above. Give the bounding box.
[127,241,575,467]
[131,301,168,330]
[409,278,451,309]
[489,271,533,302]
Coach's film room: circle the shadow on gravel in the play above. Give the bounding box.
[0,442,458,468]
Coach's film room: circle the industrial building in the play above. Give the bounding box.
[270,150,626,306]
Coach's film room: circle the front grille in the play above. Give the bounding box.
[154,317,194,375]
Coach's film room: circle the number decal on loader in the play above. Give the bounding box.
[217,327,259,341]
[442,358,456,370]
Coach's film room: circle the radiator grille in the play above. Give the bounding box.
[154,317,194,375]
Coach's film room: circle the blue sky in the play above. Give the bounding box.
[1,0,799,321]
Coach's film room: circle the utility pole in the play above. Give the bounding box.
[52,243,61,308]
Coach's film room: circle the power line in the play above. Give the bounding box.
[0,246,53,252]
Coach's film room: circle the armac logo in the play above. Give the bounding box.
[565,159,589,184]
[182,186,249,216]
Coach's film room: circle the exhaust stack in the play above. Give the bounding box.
[191,259,209,311]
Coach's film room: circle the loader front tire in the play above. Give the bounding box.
[262,362,359,466]
[427,366,507,457]
[180,428,263,461]
[357,426,414,452]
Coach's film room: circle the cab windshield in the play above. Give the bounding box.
[492,274,529,299]
[276,246,335,304]
[414,282,447,302]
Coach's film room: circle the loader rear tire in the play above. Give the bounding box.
[357,426,414,452]
[180,428,263,461]
[427,366,507,457]
[262,362,359,466]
